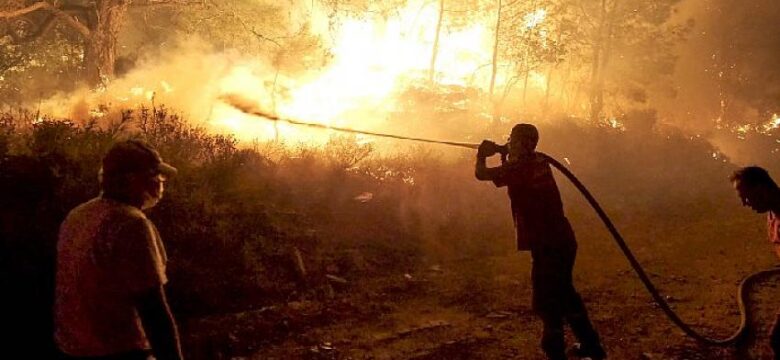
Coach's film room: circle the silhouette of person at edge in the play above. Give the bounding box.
[475,124,606,360]
[731,166,780,360]
[0,155,65,358]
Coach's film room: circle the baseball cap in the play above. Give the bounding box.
[102,140,177,177]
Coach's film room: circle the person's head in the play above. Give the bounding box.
[507,123,539,158]
[100,140,177,209]
[731,166,779,213]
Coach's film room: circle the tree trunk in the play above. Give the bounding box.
[542,30,563,114]
[598,2,617,114]
[589,0,619,122]
[521,67,530,103]
[272,69,280,142]
[519,0,537,105]
[83,0,130,87]
[428,0,445,84]
[589,0,607,122]
[488,0,502,97]
[542,65,554,114]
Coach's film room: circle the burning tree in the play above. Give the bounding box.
[707,0,780,128]
[493,0,566,108]
[0,0,694,141]
[570,0,689,122]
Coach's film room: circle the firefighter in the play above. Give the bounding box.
[475,124,606,360]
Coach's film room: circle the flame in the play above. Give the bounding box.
[524,8,547,29]
[763,113,780,132]
[209,0,509,142]
[39,1,552,147]
[604,117,625,130]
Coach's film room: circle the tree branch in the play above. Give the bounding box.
[0,1,91,38]
[0,1,49,19]
[218,3,281,47]
[130,0,205,7]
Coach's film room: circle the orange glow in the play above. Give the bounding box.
[524,8,548,29]
[763,113,780,132]
[210,0,504,142]
[39,1,552,146]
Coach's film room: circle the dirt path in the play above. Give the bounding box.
[183,251,780,359]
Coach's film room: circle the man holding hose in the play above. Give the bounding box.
[475,124,606,360]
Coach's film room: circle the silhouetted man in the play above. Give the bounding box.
[0,155,64,358]
[54,140,183,360]
[731,166,780,359]
[476,124,605,360]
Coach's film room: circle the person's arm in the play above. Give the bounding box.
[137,285,183,360]
[475,155,496,181]
[114,217,182,360]
[475,140,506,184]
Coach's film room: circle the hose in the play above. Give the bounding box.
[541,153,780,346]
[226,97,780,346]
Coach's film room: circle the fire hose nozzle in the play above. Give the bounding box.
[496,144,509,155]
[481,141,508,155]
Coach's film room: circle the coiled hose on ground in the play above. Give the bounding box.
[227,98,780,347]
[540,152,780,346]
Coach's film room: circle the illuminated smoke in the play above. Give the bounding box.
[36,0,554,146]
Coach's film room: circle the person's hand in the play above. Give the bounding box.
[477,140,499,158]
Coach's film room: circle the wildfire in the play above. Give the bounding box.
[213,1,487,142]
[730,113,780,139]
[40,1,551,146]
[209,0,545,143]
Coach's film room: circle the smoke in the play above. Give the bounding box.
[39,39,264,125]
[37,40,444,148]
[32,0,524,151]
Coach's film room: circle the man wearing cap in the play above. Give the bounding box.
[476,124,606,360]
[54,140,183,360]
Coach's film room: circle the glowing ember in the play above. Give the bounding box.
[763,113,780,132]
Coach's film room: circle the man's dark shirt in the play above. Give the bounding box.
[477,153,573,251]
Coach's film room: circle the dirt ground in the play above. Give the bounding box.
[182,264,778,360]
[181,215,780,360]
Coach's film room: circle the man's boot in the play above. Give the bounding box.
[568,308,606,359]
[541,317,567,360]
[569,342,607,360]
